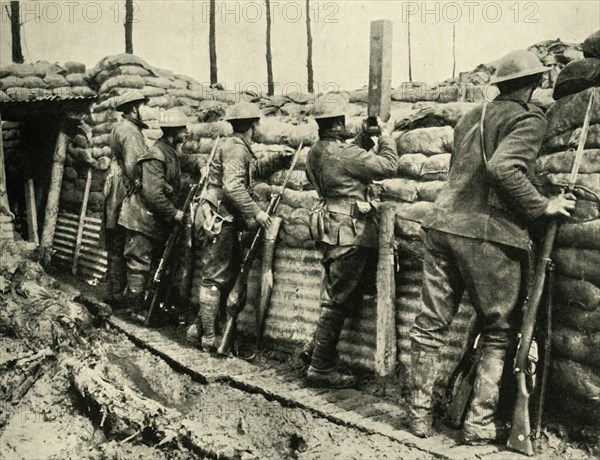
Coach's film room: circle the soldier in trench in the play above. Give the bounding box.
[407,50,577,444]
[101,90,148,310]
[118,109,201,321]
[302,103,398,388]
[185,101,292,351]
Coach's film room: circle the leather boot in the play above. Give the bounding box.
[299,339,314,365]
[106,253,127,309]
[463,347,507,445]
[307,307,355,388]
[125,273,148,323]
[306,366,356,389]
[408,350,440,438]
[199,285,221,352]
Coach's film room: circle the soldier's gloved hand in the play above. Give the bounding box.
[255,211,273,228]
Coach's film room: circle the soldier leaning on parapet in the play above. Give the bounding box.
[407,50,577,445]
[301,103,399,389]
[186,101,292,352]
[101,90,148,310]
[118,109,202,322]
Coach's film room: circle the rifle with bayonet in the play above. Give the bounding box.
[144,137,220,326]
[506,90,595,456]
[217,142,303,356]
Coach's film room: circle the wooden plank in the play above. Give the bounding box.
[72,169,93,275]
[41,129,68,265]
[24,179,39,245]
[368,19,393,121]
[375,202,398,376]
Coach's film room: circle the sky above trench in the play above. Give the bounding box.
[0,1,598,96]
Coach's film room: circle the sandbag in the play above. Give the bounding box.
[141,86,167,97]
[146,95,177,109]
[43,73,69,88]
[92,146,111,159]
[94,54,152,73]
[394,216,423,238]
[270,169,312,191]
[583,29,600,59]
[64,167,78,181]
[91,134,112,147]
[255,118,318,148]
[65,73,86,86]
[21,76,47,89]
[553,59,600,100]
[542,123,600,154]
[116,65,153,77]
[555,275,600,311]
[99,75,145,94]
[551,357,600,402]
[397,153,428,178]
[64,61,86,74]
[545,87,600,139]
[556,219,600,249]
[144,77,173,89]
[395,102,477,131]
[570,199,600,222]
[92,122,114,136]
[552,327,600,367]
[553,248,600,286]
[417,181,445,202]
[395,126,453,155]
[541,172,600,195]
[395,201,435,224]
[188,122,232,140]
[372,178,418,202]
[537,149,600,174]
[555,302,600,333]
[421,154,450,180]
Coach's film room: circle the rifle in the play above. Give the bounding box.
[444,326,482,429]
[144,137,220,326]
[507,90,595,456]
[241,216,283,360]
[217,142,303,356]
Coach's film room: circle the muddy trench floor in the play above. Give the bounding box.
[0,269,598,459]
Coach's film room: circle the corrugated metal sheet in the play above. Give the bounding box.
[53,211,107,278]
[0,216,14,242]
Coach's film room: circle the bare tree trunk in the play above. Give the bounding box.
[306,0,314,93]
[10,1,24,63]
[125,0,133,54]
[209,0,218,85]
[452,24,456,79]
[407,14,412,82]
[265,0,274,96]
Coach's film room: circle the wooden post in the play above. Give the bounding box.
[24,178,39,245]
[0,111,15,243]
[368,20,393,122]
[375,202,398,376]
[40,129,68,266]
[72,168,92,275]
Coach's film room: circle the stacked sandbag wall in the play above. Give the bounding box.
[536,86,600,425]
[0,61,94,102]
[371,102,481,384]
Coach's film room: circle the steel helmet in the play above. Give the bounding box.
[311,100,345,121]
[490,50,549,85]
[159,109,189,128]
[115,89,148,111]
[224,101,261,122]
